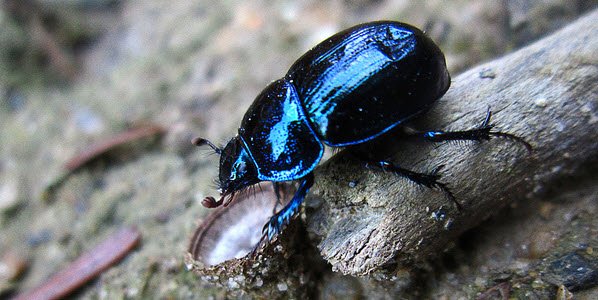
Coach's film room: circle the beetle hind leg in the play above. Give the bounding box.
[421,109,532,152]
[367,161,461,210]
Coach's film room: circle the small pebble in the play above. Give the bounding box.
[544,251,598,291]
[254,277,263,287]
[534,97,548,107]
[443,218,453,230]
[431,208,446,221]
[277,282,288,291]
[479,68,496,79]
[556,284,573,300]
[227,278,240,289]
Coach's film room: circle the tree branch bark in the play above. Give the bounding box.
[306,9,598,276]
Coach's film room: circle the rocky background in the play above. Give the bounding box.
[0,0,597,299]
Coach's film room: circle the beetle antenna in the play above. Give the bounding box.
[192,137,222,154]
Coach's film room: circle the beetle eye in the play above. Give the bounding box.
[229,161,246,181]
[237,161,247,174]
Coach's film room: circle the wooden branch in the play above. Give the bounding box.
[306,10,598,276]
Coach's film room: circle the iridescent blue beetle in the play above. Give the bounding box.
[194,21,530,241]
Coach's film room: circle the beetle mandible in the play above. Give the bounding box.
[194,21,531,241]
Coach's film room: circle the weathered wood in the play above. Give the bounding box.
[306,10,598,276]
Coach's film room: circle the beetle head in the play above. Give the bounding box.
[192,136,259,207]
[217,136,259,198]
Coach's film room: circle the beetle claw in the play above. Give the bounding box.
[481,107,493,128]
[262,216,280,241]
[431,164,445,176]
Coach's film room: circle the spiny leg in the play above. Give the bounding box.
[421,109,532,151]
[250,175,315,257]
[367,162,460,210]
[272,182,283,214]
[354,110,529,212]
[263,173,314,241]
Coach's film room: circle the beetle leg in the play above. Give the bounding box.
[273,182,283,205]
[369,161,461,210]
[269,182,283,215]
[420,109,532,152]
[262,173,314,241]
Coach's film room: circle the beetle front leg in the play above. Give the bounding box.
[420,109,532,152]
[263,173,315,241]
[272,182,283,210]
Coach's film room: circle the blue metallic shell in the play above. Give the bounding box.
[217,21,449,192]
[239,80,324,181]
[286,21,450,146]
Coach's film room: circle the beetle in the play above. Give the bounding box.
[194,21,531,241]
